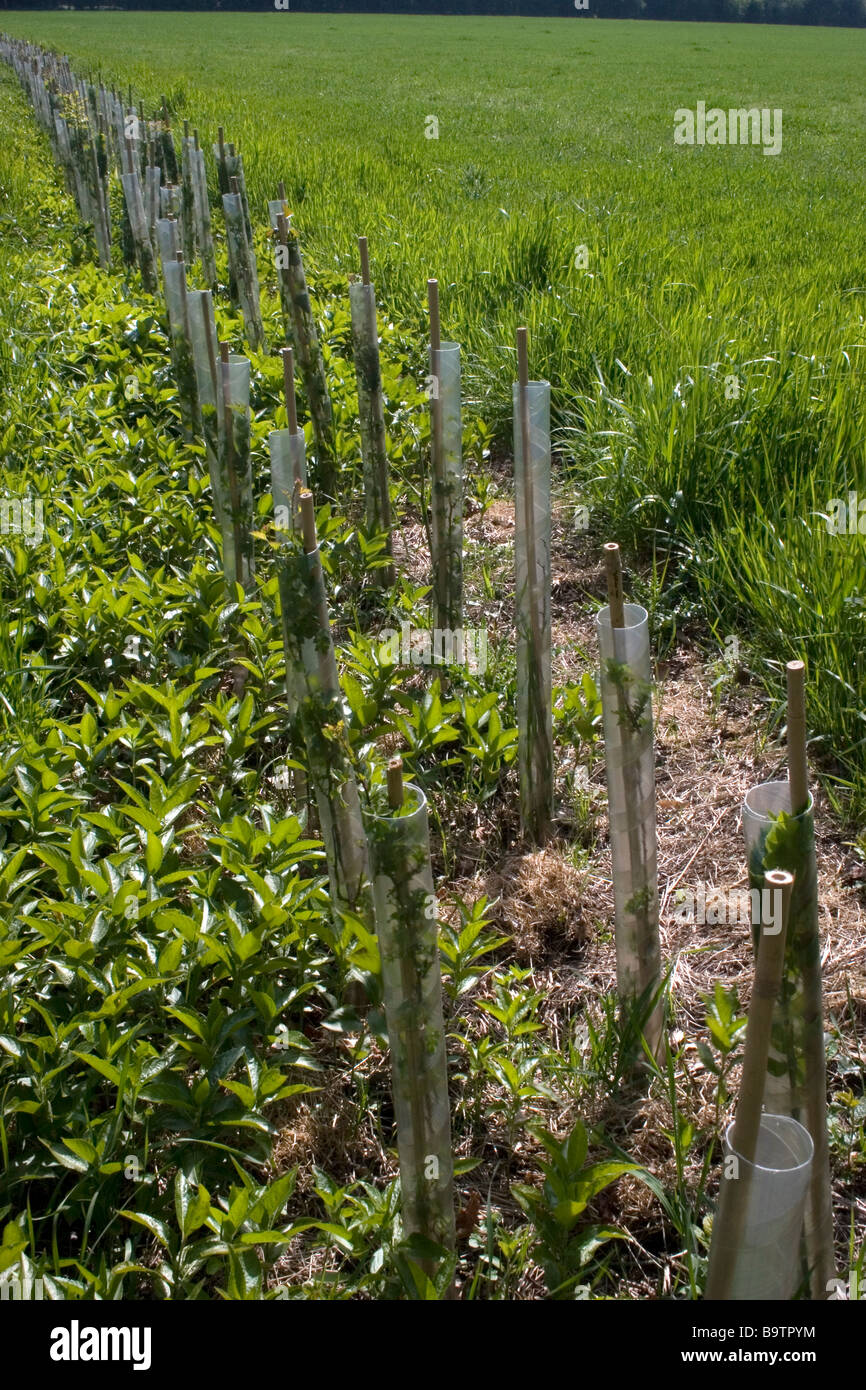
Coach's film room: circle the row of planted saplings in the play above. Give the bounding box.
[2,37,457,616]
[158,243,458,1269]
[599,549,835,1301]
[8,29,499,1270]
[140,222,845,1300]
[7,35,837,1300]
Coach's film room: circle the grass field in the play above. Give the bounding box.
[0,14,864,1303]
[4,11,866,816]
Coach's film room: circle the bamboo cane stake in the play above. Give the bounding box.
[188,288,224,526]
[786,661,808,816]
[162,253,200,438]
[270,346,309,810]
[222,178,265,351]
[349,236,394,586]
[276,213,337,497]
[120,160,158,293]
[180,124,198,265]
[428,279,443,531]
[216,125,229,195]
[88,119,112,267]
[734,870,795,1158]
[269,347,308,558]
[597,541,662,1057]
[158,98,179,183]
[66,111,94,234]
[784,659,836,1297]
[427,278,463,632]
[387,755,404,810]
[137,101,146,175]
[365,763,456,1269]
[224,139,252,245]
[216,340,256,593]
[191,130,217,288]
[274,487,371,925]
[514,327,552,845]
[705,870,794,1300]
[219,341,242,587]
[273,202,295,346]
[604,542,625,628]
[144,162,161,246]
[283,346,298,437]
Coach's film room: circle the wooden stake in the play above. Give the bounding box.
[201,291,219,401]
[359,236,370,287]
[516,329,538,590]
[786,660,809,816]
[604,542,626,629]
[705,868,794,1301]
[387,756,404,811]
[427,278,440,356]
[278,179,287,202]
[517,326,531,437]
[219,339,243,588]
[299,488,317,555]
[516,325,550,845]
[732,869,794,1163]
[281,347,298,435]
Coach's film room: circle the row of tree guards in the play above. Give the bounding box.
[4,35,837,1300]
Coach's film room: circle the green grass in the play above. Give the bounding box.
[4,11,866,813]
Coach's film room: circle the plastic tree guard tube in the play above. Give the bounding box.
[707,1114,813,1300]
[275,517,371,926]
[187,290,223,524]
[222,191,265,352]
[162,259,200,439]
[217,353,256,592]
[742,780,835,1295]
[121,169,158,293]
[349,279,394,584]
[366,783,456,1258]
[513,379,552,844]
[430,343,463,629]
[595,601,662,1053]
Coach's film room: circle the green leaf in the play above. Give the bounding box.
[72,1052,122,1087]
[145,831,164,875]
[118,1210,174,1251]
[63,1138,98,1165]
[40,1140,90,1173]
[158,938,183,973]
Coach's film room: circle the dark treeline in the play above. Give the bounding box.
[4,0,865,24]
